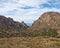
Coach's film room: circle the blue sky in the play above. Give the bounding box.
[0,0,60,23]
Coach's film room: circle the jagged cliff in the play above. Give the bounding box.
[0,15,28,29]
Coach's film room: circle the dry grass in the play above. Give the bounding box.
[0,37,60,48]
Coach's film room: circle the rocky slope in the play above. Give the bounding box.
[32,12,60,30]
[0,15,28,29]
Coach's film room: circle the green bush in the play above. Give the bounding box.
[0,29,3,33]
[41,28,58,37]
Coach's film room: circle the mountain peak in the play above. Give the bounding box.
[32,12,60,30]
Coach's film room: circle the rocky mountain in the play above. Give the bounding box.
[32,12,60,30]
[0,12,60,37]
[0,15,28,30]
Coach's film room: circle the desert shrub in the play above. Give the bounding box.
[47,29,58,37]
[41,28,58,37]
[0,29,3,33]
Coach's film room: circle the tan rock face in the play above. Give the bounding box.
[32,12,60,29]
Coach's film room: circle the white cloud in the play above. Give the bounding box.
[0,0,60,23]
[0,3,18,13]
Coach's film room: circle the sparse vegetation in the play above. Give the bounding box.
[0,28,59,38]
[0,37,60,48]
[40,28,58,37]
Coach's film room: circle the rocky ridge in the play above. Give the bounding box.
[0,15,28,30]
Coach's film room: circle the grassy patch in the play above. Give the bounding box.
[0,37,60,48]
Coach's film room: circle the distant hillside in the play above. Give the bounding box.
[32,12,60,30]
[26,23,32,26]
[0,15,28,30]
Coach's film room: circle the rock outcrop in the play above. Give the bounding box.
[32,12,60,30]
[0,15,28,29]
